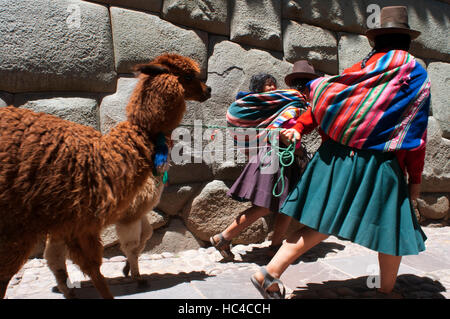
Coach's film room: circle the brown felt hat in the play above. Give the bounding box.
[284,60,319,86]
[366,6,421,42]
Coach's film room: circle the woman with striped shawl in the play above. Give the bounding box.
[210,62,319,260]
[251,6,431,299]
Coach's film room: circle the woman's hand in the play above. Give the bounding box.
[280,128,301,146]
[408,183,421,201]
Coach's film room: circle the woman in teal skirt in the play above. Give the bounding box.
[250,6,431,299]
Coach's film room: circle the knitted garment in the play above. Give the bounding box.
[308,50,430,152]
[226,89,307,148]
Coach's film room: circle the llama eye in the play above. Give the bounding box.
[183,74,195,81]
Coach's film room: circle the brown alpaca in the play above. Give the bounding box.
[44,175,163,298]
[0,53,211,299]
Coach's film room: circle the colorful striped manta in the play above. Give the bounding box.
[309,50,431,152]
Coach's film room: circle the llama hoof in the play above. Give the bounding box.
[122,261,130,277]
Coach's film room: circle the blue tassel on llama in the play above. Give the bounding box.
[153,132,169,184]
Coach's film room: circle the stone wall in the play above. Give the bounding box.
[0,0,448,257]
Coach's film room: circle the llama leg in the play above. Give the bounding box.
[66,234,113,299]
[44,235,75,299]
[116,219,145,282]
[133,215,153,286]
[0,238,36,299]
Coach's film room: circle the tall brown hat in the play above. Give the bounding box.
[284,60,319,86]
[366,6,421,42]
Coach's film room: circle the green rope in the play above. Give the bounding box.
[260,136,297,198]
[177,123,298,197]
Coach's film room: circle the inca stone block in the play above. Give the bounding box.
[206,37,292,126]
[231,0,282,51]
[282,0,366,34]
[157,184,202,216]
[417,194,449,220]
[283,0,450,62]
[0,0,116,93]
[284,20,338,74]
[87,0,162,12]
[145,218,204,254]
[422,117,450,192]
[162,0,229,36]
[182,180,268,244]
[16,95,100,130]
[338,33,372,73]
[428,62,450,138]
[110,7,208,76]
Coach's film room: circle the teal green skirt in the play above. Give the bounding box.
[280,139,427,256]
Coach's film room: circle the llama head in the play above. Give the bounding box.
[127,53,211,136]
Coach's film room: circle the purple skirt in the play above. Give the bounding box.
[227,146,308,212]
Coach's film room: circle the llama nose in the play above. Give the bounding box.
[207,86,212,93]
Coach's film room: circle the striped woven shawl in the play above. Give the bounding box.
[226,89,307,148]
[308,50,430,151]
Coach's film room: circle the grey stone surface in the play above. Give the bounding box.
[99,77,138,134]
[0,0,116,93]
[110,7,208,76]
[167,157,214,185]
[231,0,283,51]
[89,0,162,12]
[162,0,229,36]
[182,180,268,243]
[145,218,205,254]
[157,184,202,216]
[148,210,170,230]
[0,92,13,107]
[205,37,292,127]
[422,117,450,192]
[417,194,449,220]
[282,0,367,34]
[428,62,450,138]
[16,95,100,130]
[338,33,372,73]
[283,0,450,63]
[283,20,338,75]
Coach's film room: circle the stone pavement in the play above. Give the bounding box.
[4,226,450,299]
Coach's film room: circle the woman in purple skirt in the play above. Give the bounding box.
[210,61,319,259]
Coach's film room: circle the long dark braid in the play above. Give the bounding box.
[361,48,377,69]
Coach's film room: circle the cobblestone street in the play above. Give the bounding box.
[5,226,450,299]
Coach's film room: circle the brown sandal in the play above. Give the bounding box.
[209,233,232,259]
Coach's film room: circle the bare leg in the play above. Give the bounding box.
[253,226,329,292]
[44,235,75,299]
[219,205,271,241]
[270,213,292,246]
[378,252,402,294]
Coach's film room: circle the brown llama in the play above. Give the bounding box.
[0,53,211,299]
[44,176,163,298]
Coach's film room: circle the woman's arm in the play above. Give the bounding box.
[280,108,318,144]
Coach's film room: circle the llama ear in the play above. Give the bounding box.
[135,63,169,76]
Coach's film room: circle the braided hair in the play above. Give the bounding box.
[361,33,411,68]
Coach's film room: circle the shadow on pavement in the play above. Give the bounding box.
[52,270,211,299]
[234,241,346,266]
[289,274,447,299]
